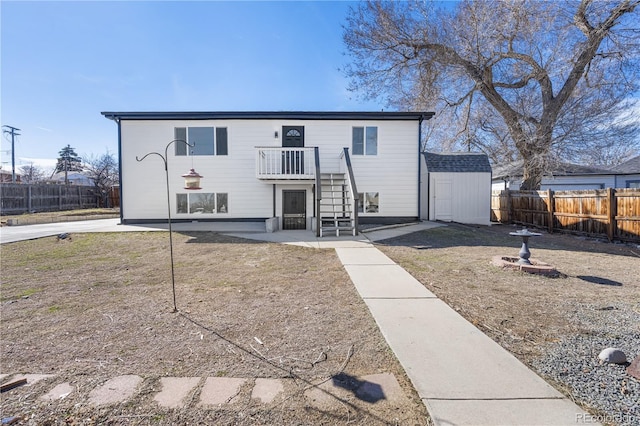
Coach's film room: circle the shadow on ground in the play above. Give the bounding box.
[374,222,640,259]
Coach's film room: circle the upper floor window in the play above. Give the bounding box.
[174,127,228,156]
[352,126,377,156]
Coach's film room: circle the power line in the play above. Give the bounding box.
[2,125,21,183]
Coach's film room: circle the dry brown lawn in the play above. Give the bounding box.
[1,208,119,226]
[1,232,428,425]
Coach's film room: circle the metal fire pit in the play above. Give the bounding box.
[509,228,542,265]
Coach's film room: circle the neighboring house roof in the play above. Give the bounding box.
[49,171,93,185]
[611,155,640,173]
[492,160,612,180]
[101,111,435,122]
[423,152,492,173]
[0,170,22,182]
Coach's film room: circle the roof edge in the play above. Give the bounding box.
[101,111,435,121]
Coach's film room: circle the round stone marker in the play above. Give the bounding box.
[598,347,627,364]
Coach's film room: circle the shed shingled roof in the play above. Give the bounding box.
[423,152,492,173]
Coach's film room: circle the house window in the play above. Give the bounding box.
[176,192,229,214]
[357,192,379,213]
[352,126,378,155]
[174,127,228,156]
[627,180,640,188]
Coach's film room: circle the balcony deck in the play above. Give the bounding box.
[256,147,316,180]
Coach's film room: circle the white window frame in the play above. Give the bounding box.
[174,127,228,156]
[176,192,229,214]
[352,126,378,156]
[357,191,380,214]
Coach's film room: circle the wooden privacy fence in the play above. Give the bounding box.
[491,188,640,243]
[0,183,105,214]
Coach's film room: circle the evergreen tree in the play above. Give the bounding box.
[54,145,83,184]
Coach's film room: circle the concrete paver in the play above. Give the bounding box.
[251,378,284,404]
[154,377,200,408]
[304,380,352,410]
[88,375,143,406]
[356,373,404,403]
[198,377,246,406]
[41,382,75,401]
[10,374,56,387]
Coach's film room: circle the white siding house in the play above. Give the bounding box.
[420,152,492,225]
[102,111,434,235]
[492,158,640,191]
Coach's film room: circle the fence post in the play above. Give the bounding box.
[78,186,83,208]
[59,185,63,210]
[547,189,554,234]
[28,185,32,212]
[505,189,511,223]
[607,188,617,242]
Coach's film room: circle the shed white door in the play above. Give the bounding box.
[434,179,453,221]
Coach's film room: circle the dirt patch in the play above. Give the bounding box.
[0,232,429,425]
[375,223,640,363]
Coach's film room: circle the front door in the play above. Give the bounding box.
[283,190,306,230]
[282,126,305,174]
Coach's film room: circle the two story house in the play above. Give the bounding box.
[102,111,434,236]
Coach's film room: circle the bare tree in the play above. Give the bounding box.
[18,164,47,183]
[83,152,119,207]
[344,0,640,189]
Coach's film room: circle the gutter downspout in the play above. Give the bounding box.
[115,117,123,224]
[417,115,424,220]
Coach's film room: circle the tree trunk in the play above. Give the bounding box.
[521,159,544,190]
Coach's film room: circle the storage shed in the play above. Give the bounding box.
[420,152,492,225]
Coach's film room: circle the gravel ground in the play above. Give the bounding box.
[532,303,640,426]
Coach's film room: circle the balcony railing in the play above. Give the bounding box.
[256,147,316,180]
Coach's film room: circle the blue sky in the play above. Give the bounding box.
[1,0,382,173]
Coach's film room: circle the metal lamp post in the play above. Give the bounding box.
[136,139,203,312]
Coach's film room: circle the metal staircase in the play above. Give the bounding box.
[319,173,356,237]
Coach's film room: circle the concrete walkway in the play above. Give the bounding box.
[334,243,594,426]
[1,219,596,425]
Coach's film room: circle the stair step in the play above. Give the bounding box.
[321,226,354,231]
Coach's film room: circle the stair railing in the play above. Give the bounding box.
[340,147,359,235]
[314,147,321,237]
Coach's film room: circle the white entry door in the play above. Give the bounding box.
[434,179,453,221]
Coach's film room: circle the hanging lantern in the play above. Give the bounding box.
[182,168,203,190]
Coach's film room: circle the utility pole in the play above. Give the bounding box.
[2,125,21,183]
